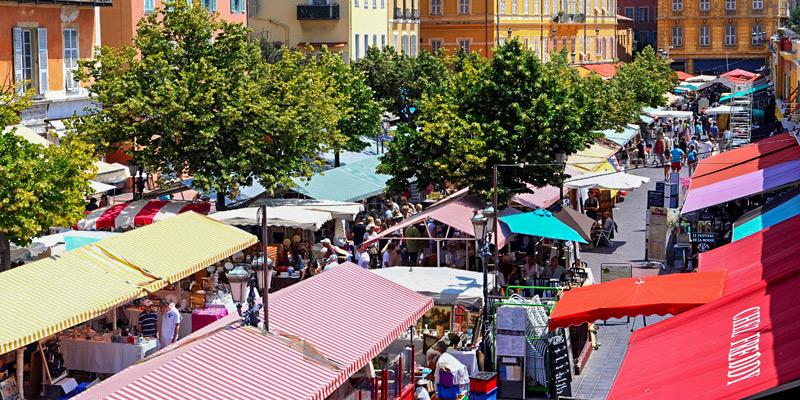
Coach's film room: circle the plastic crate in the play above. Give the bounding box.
[469,387,498,400]
[439,370,456,386]
[469,372,497,393]
[437,384,466,399]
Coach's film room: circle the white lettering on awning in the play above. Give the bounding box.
[727,307,761,386]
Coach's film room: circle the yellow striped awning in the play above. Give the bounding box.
[567,141,621,173]
[0,212,257,354]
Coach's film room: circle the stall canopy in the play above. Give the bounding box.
[564,170,650,190]
[704,105,746,115]
[511,185,561,210]
[644,109,694,119]
[600,124,640,147]
[93,161,130,184]
[554,207,596,243]
[499,209,587,243]
[3,124,51,146]
[566,141,621,172]
[291,156,391,202]
[89,180,116,194]
[732,188,800,242]
[549,271,726,330]
[362,188,518,249]
[719,83,772,102]
[682,133,800,213]
[371,266,495,308]
[22,230,119,257]
[78,200,212,230]
[75,262,433,400]
[248,198,364,220]
[610,227,800,399]
[0,212,257,354]
[210,206,333,230]
[675,71,694,81]
[684,74,717,83]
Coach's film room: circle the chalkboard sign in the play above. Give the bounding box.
[647,190,664,209]
[549,332,572,398]
[655,181,665,193]
[39,338,66,384]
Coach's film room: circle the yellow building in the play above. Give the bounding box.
[388,0,421,54]
[656,0,784,74]
[419,0,623,62]
[770,35,800,120]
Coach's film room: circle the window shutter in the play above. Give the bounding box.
[37,27,49,95]
[231,0,236,12]
[13,27,23,92]
[211,0,216,12]
[240,0,245,13]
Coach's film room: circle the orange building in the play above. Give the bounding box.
[1,0,106,136]
[101,0,247,49]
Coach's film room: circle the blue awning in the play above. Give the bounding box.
[720,83,772,102]
[732,188,800,241]
[291,155,391,202]
[499,209,588,243]
[640,114,655,124]
[599,125,640,147]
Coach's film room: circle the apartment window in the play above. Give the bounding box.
[672,0,682,11]
[512,0,518,14]
[63,28,80,93]
[672,26,683,47]
[650,31,656,46]
[355,0,359,7]
[144,0,155,13]
[394,32,399,50]
[624,7,634,19]
[12,27,48,95]
[381,34,386,47]
[562,37,567,50]
[638,31,648,46]
[534,0,539,14]
[533,37,540,55]
[382,0,385,8]
[523,37,529,48]
[431,0,441,14]
[411,34,417,55]
[431,39,442,53]
[500,0,506,14]
[595,36,600,54]
[373,33,378,48]
[726,0,735,10]
[636,7,648,22]
[459,0,469,14]
[725,25,736,45]
[402,34,409,53]
[524,0,529,14]
[752,25,764,45]
[231,0,245,12]
[699,0,709,10]
[699,26,710,47]
[364,34,369,56]
[570,37,575,52]
[753,0,763,9]
[202,0,216,11]
[373,0,377,9]
[459,39,471,53]
[355,34,360,60]
[544,0,549,14]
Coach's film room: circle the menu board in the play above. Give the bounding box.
[549,332,572,398]
[647,207,668,261]
[647,190,665,209]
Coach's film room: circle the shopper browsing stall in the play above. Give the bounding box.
[137,299,158,339]
[159,301,182,349]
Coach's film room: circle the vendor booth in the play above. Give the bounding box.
[78,200,212,231]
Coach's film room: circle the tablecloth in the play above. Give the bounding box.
[445,348,479,376]
[59,337,158,374]
[191,308,228,332]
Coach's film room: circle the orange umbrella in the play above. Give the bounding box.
[548,271,727,330]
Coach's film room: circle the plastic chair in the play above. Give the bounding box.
[595,229,614,247]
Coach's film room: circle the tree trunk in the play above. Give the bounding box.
[334,151,341,168]
[216,192,227,212]
[0,232,10,271]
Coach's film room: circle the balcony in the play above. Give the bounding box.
[412,9,420,19]
[403,8,411,19]
[394,7,402,19]
[725,9,737,16]
[552,13,586,23]
[297,4,340,20]
[699,10,710,16]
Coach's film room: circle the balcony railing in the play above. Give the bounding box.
[725,9,737,16]
[699,10,710,16]
[403,8,411,19]
[394,7,402,19]
[297,4,340,20]
[552,13,586,23]
[412,9,420,19]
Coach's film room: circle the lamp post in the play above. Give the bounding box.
[227,264,250,315]
[380,116,390,155]
[556,152,567,203]
[471,208,491,369]
[507,28,512,39]
[570,51,576,65]
[552,27,557,52]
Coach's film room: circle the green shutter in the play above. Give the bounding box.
[212,0,216,11]
[231,0,237,13]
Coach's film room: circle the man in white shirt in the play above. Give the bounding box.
[382,243,396,268]
[159,301,182,349]
[542,257,566,282]
[356,249,371,269]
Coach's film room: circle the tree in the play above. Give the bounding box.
[0,88,94,270]
[75,1,349,209]
[606,45,678,125]
[789,7,800,32]
[379,40,606,204]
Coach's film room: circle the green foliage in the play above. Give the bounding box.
[74,1,362,207]
[256,39,286,64]
[379,40,605,204]
[606,46,678,125]
[0,88,94,268]
[789,7,800,32]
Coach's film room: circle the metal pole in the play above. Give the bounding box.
[16,348,23,399]
[261,204,269,332]
[492,165,499,292]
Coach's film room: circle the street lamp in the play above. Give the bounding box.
[570,51,576,64]
[556,152,568,202]
[227,264,250,314]
[471,209,491,366]
[507,28,512,38]
[380,116,390,155]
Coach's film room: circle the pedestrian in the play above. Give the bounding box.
[159,300,182,349]
[382,243,396,268]
[352,217,367,248]
[635,141,646,168]
[653,136,665,168]
[99,194,109,208]
[404,223,421,265]
[709,120,719,139]
[583,190,600,221]
[355,247,370,269]
[85,198,99,212]
[363,224,379,268]
[137,299,158,339]
[687,145,698,175]
[670,145,685,176]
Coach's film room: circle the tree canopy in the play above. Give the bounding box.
[0,88,94,270]
[608,45,678,124]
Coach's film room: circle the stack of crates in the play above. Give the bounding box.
[436,371,468,399]
[469,372,498,400]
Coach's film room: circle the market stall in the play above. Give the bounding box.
[731,187,800,241]
[78,200,212,230]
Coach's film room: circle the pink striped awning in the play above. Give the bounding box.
[74,262,433,400]
[78,200,211,230]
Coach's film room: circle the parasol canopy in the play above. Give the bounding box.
[499,209,587,243]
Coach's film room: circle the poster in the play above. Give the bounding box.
[421,305,452,334]
[691,232,717,254]
[0,377,21,400]
[496,334,526,357]
[647,207,668,261]
[600,264,633,283]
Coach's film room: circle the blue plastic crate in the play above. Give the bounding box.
[469,387,498,400]
[437,383,466,399]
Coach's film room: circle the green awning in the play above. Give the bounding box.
[291,156,391,202]
[720,83,772,102]
[599,125,640,147]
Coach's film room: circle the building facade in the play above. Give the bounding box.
[1,0,107,136]
[101,0,247,49]
[419,0,622,62]
[617,0,657,51]
[656,0,783,74]
[250,0,412,62]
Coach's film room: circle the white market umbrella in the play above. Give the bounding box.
[210,206,333,231]
[564,171,650,190]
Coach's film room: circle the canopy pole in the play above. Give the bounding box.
[262,205,270,333]
[17,348,23,399]
[112,308,117,331]
[436,240,441,267]
[493,165,499,293]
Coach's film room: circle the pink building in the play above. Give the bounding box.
[617,0,658,51]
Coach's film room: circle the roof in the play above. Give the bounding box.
[371,266,495,308]
[600,124,640,147]
[0,212,256,354]
[732,188,800,241]
[611,216,800,399]
[720,68,758,79]
[575,62,621,79]
[75,262,433,400]
[566,140,621,172]
[292,155,391,202]
[249,198,364,220]
[210,206,333,231]
[549,271,726,330]
[675,71,694,81]
[3,124,51,147]
[564,170,650,190]
[511,185,561,209]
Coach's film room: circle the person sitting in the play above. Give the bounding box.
[522,254,543,279]
[541,257,566,282]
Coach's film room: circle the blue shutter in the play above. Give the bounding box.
[211,0,216,12]
[231,0,236,13]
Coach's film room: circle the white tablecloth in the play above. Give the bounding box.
[445,348,479,376]
[59,337,158,374]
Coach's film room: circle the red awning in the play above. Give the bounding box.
[78,200,211,230]
[609,270,800,399]
[548,272,726,330]
[720,68,758,79]
[699,214,800,295]
[75,262,432,400]
[675,71,694,81]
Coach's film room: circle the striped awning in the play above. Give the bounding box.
[74,262,433,400]
[0,212,257,354]
[78,200,211,231]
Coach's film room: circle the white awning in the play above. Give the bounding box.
[370,266,495,308]
[210,206,333,231]
[94,161,131,184]
[564,170,651,190]
[251,198,364,220]
[647,109,694,119]
[705,105,745,115]
[3,125,51,147]
[90,180,116,193]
